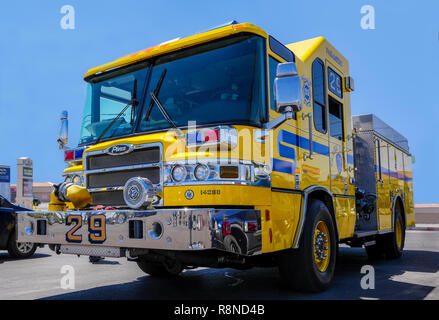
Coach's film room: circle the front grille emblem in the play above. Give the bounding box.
[106,144,134,155]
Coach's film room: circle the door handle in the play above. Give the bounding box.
[303,112,313,160]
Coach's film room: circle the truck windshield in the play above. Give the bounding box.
[79,34,266,145]
[139,35,266,132]
[79,68,148,145]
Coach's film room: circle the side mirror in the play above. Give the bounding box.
[263,62,303,130]
[274,62,303,113]
[57,110,69,149]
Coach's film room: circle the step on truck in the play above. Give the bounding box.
[17,21,414,292]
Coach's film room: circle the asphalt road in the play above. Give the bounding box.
[0,230,438,300]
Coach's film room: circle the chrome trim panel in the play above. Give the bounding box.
[292,185,336,249]
[333,194,356,199]
[16,208,262,256]
[163,159,271,188]
[86,163,160,175]
[61,245,124,257]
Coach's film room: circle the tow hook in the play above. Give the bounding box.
[125,249,138,261]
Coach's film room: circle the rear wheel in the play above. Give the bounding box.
[278,199,337,292]
[137,257,183,277]
[383,206,405,259]
[7,234,37,259]
[365,205,405,260]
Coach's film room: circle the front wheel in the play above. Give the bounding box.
[137,257,183,277]
[7,235,37,259]
[278,199,337,292]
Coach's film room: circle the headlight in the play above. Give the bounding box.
[171,165,187,182]
[194,164,210,181]
[64,174,83,185]
[164,161,271,186]
[72,175,83,186]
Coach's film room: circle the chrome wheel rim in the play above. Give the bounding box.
[16,242,33,254]
[313,221,331,272]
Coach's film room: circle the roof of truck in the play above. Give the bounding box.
[83,22,268,80]
[286,36,349,73]
[352,114,410,154]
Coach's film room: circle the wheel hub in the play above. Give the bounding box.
[313,221,330,272]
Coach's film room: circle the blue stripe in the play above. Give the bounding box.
[273,130,357,175]
[273,158,295,174]
[375,165,413,182]
[279,130,330,156]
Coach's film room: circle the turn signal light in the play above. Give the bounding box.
[220,166,239,179]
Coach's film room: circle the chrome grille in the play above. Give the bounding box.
[87,167,160,188]
[90,191,125,207]
[87,147,160,170]
[84,143,163,207]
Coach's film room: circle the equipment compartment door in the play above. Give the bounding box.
[375,137,392,231]
[403,153,415,225]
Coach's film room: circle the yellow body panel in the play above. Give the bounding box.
[164,185,271,207]
[263,192,301,253]
[375,135,415,230]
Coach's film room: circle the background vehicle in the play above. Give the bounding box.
[16,22,414,292]
[0,195,38,258]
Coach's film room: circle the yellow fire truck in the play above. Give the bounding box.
[17,21,414,292]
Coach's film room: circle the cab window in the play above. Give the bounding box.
[269,56,296,119]
[269,56,280,111]
[312,59,326,133]
[328,96,344,140]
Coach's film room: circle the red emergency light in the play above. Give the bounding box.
[64,150,74,161]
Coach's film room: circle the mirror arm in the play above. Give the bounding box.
[263,111,294,130]
[57,138,66,150]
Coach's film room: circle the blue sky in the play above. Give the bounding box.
[0,0,437,203]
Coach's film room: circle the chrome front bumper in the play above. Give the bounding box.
[16,208,262,257]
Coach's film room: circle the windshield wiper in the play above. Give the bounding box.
[95,79,139,144]
[143,69,167,122]
[149,92,182,136]
[144,69,183,137]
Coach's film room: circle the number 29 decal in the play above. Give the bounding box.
[66,214,106,244]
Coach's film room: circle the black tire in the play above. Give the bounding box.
[224,235,242,254]
[364,205,405,260]
[137,257,183,277]
[278,199,337,292]
[382,206,405,259]
[7,234,37,259]
[365,243,385,260]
